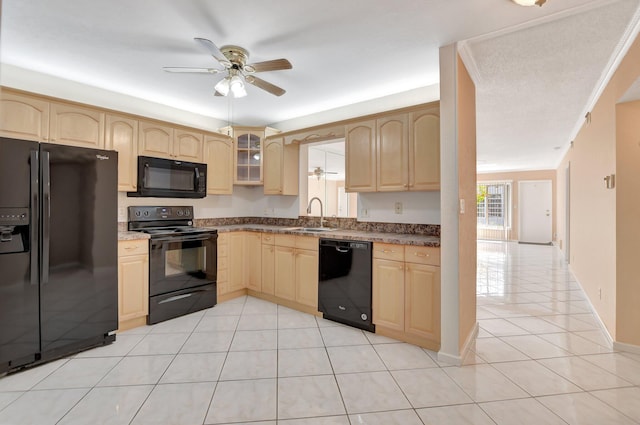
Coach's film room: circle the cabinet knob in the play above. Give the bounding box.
[398,265,404,270]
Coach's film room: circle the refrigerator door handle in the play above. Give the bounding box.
[30,150,39,286]
[41,150,51,286]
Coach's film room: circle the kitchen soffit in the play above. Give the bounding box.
[1,0,638,172]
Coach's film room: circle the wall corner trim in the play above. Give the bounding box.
[437,322,478,366]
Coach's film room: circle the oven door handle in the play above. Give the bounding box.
[152,233,213,243]
[158,287,214,304]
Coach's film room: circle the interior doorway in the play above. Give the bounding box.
[518,180,553,244]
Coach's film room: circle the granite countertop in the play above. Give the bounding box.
[118,231,151,241]
[211,224,440,247]
[118,224,439,246]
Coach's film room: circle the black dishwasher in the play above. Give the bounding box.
[318,238,374,332]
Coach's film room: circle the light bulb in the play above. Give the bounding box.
[215,78,230,96]
[230,75,247,98]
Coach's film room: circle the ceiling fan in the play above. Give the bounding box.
[309,167,339,181]
[163,38,292,97]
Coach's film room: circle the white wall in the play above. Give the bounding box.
[117,187,299,222]
[357,191,441,224]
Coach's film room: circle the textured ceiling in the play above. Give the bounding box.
[1,0,639,172]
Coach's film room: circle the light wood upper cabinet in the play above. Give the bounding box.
[409,107,440,191]
[0,90,50,142]
[118,240,149,326]
[174,129,203,161]
[377,114,409,192]
[263,137,299,195]
[345,120,376,192]
[204,133,234,195]
[49,102,105,149]
[138,120,173,159]
[105,114,138,192]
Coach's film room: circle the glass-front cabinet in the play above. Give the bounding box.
[220,126,280,185]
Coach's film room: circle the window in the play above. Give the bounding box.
[477,183,510,227]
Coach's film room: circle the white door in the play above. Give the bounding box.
[519,180,552,244]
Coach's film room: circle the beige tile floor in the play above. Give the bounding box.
[1,241,640,424]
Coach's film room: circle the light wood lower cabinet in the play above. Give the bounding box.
[245,232,262,292]
[117,239,149,330]
[227,232,245,293]
[217,231,263,299]
[261,242,275,295]
[274,245,296,300]
[372,242,440,349]
[295,247,319,308]
[268,234,318,309]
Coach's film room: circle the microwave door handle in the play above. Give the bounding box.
[143,163,149,189]
[194,167,200,189]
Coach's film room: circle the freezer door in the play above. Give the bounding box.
[0,137,40,372]
[39,143,119,358]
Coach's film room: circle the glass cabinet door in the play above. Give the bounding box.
[235,131,263,184]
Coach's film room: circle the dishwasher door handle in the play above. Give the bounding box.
[335,247,350,253]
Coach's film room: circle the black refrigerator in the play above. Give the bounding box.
[0,137,118,374]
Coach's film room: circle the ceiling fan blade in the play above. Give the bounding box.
[245,59,292,73]
[163,66,222,74]
[245,75,286,96]
[194,37,231,67]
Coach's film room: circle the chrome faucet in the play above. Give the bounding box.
[307,197,324,228]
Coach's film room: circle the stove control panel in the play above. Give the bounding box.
[128,206,193,222]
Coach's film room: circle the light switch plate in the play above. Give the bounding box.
[394,202,403,214]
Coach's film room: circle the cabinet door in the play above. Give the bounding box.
[345,120,376,192]
[118,253,149,322]
[409,108,440,191]
[405,263,440,340]
[261,243,275,295]
[377,114,409,191]
[295,248,319,308]
[274,245,295,301]
[139,120,173,159]
[228,232,245,292]
[245,233,262,292]
[204,134,234,195]
[174,129,203,162]
[0,90,49,142]
[372,258,405,331]
[105,114,138,192]
[263,138,283,195]
[234,129,263,185]
[49,102,105,148]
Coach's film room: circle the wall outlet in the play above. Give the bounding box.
[459,199,466,214]
[394,202,403,214]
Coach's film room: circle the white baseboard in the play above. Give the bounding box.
[613,341,640,355]
[437,322,479,366]
[568,268,614,347]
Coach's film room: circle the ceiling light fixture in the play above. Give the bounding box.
[511,0,547,6]
[214,77,230,96]
[214,70,247,98]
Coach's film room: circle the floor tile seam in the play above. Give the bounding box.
[3,357,71,393]
[535,392,635,425]
[587,386,640,423]
[476,396,571,425]
[316,327,351,420]
[496,333,574,359]
[47,386,94,425]
[577,354,640,384]
[535,358,636,392]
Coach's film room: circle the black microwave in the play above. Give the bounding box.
[127,156,207,198]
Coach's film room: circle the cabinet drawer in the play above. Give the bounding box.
[261,233,275,244]
[118,239,148,257]
[295,236,318,251]
[275,234,296,248]
[217,233,229,245]
[217,244,228,258]
[373,243,404,261]
[405,246,440,266]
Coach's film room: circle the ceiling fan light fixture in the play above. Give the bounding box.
[230,75,247,98]
[511,0,546,6]
[214,77,230,96]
